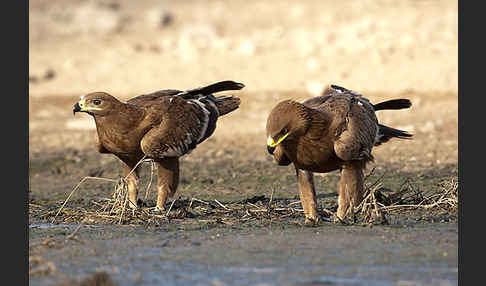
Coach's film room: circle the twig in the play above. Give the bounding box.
[66,224,83,240]
[214,199,229,210]
[166,197,178,216]
[288,201,302,206]
[267,186,276,213]
[366,172,386,191]
[118,191,129,224]
[123,154,147,180]
[189,197,210,208]
[144,160,155,200]
[246,202,260,209]
[53,176,118,222]
[363,166,376,182]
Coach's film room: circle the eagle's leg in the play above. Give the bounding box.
[336,161,365,220]
[155,157,180,211]
[295,167,319,223]
[120,159,140,209]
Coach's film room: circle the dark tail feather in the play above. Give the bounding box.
[187,80,245,96]
[375,124,413,146]
[214,96,241,116]
[373,99,411,111]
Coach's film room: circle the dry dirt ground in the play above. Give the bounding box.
[29,1,458,285]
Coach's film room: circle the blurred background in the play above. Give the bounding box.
[29,0,457,97]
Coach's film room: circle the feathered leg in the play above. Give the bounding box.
[336,161,365,220]
[120,158,140,209]
[295,167,319,223]
[155,157,180,211]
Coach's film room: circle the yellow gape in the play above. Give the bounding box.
[267,132,289,147]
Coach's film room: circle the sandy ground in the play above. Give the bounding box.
[29,0,458,285]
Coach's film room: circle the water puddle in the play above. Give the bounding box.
[29,223,100,229]
[113,262,457,286]
[29,223,75,229]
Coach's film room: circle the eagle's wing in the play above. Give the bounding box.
[128,80,243,113]
[140,96,219,158]
[302,95,332,109]
[302,84,363,110]
[322,94,378,162]
[126,89,182,107]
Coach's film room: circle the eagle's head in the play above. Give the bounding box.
[73,92,121,116]
[265,99,310,154]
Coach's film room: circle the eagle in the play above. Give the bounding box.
[266,84,412,223]
[73,80,245,211]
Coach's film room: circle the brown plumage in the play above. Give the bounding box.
[73,80,244,211]
[266,84,412,223]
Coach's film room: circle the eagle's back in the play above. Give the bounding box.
[126,89,182,107]
[300,91,378,164]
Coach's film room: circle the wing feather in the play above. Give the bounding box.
[323,94,377,162]
[140,96,218,158]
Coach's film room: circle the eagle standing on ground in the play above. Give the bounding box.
[73,80,244,211]
[266,84,412,223]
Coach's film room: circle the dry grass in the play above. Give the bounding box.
[38,162,457,227]
[354,176,458,225]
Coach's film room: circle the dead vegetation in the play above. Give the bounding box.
[31,164,458,227]
[351,168,458,225]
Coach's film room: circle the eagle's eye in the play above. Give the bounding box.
[92,99,102,105]
[282,128,288,134]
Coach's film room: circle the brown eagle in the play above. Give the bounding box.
[266,84,412,223]
[73,80,244,211]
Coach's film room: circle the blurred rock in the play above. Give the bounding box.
[29,75,39,84]
[145,7,174,29]
[44,68,56,80]
[72,3,123,34]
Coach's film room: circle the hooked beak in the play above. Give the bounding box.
[73,98,87,116]
[267,145,275,155]
[73,102,81,116]
[266,132,289,154]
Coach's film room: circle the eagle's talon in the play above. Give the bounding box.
[304,216,321,226]
[147,206,165,214]
[332,214,349,225]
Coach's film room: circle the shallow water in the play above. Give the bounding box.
[105,262,457,286]
[29,222,457,286]
[29,223,76,229]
